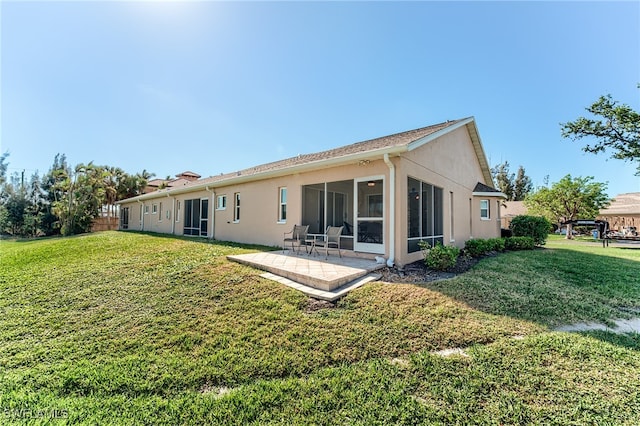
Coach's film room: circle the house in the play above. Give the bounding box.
[598,192,640,232]
[144,171,201,193]
[117,117,505,267]
[500,200,528,229]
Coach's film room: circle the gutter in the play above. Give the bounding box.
[137,200,144,231]
[383,153,395,268]
[170,194,175,235]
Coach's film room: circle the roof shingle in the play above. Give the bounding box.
[194,119,466,187]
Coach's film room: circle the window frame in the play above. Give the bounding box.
[216,195,227,210]
[233,193,241,222]
[480,199,490,220]
[407,176,444,253]
[152,204,158,215]
[278,187,287,223]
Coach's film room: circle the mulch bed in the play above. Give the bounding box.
[379,255,481,284]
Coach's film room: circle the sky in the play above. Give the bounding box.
[2,1,639,198]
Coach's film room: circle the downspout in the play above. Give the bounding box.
[137,200,144,231]
[169,194,175,235]
[206,186,215,239]
[383,153,395,267]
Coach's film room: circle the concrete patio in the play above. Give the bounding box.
[227,251,386,301]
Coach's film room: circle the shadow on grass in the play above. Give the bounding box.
[421,246,640,350]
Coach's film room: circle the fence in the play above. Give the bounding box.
[91,217,120,232]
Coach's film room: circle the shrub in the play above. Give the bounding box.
[464,239,490,257]
[464,238,506,257]
[504,236,535,250]
[510,215,552,246]
[487,237,505,252]
[423,242,460,271]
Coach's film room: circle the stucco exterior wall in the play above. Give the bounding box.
[212,160,390,248]
[118,123,501,267]
[394,126,499,265]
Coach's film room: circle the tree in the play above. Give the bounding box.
[117,170,151,200]
[52,162,106,236]
[513,165,533,201]
[561,88,640,174]
[0,152,8,188]
[524,175,610,239]
[0,152,153,237]
[491,161,514,200]
[491,161,533,201]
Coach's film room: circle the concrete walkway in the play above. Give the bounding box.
[227,251,385,301]
[555,317,640,334]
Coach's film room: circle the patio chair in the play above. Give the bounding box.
[283,224,310,254]
[312,225,344,258]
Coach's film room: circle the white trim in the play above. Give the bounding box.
[216,194,227,210]
[278,187,287,223]
[383,154,395,267]
[480,199,490,220]
[233,192,241,222]
[473,191,507,198]
[354,175,386,255]
[406,117,474,151]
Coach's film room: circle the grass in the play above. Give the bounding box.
[0,231,639,424]
[427,237,640,327]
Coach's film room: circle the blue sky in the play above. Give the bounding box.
[2,1,639,198]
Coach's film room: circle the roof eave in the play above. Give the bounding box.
[406,117,474,151]
[117,145,407,203]
[472,191,508,199]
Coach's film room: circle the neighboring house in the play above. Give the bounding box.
[117,117,505,267]
[144,171,201,193]
[598,192,640,232]
[500,201,528,229]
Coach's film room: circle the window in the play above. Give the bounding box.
[144,205,149,215]
[217,195,227,210]
[234,193,240,222]
[140,205,143,221]
[407,177,444,252]
[152,204,158,214]
[175,200,180,222]
[158,202,163,221]
[278,187,287,222]
[480,199,490,220]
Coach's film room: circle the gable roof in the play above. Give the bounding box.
[472,182,507,199]
[599,193,640,216]
[121,117,494,202]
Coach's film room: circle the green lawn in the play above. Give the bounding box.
[1,232,639,424]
